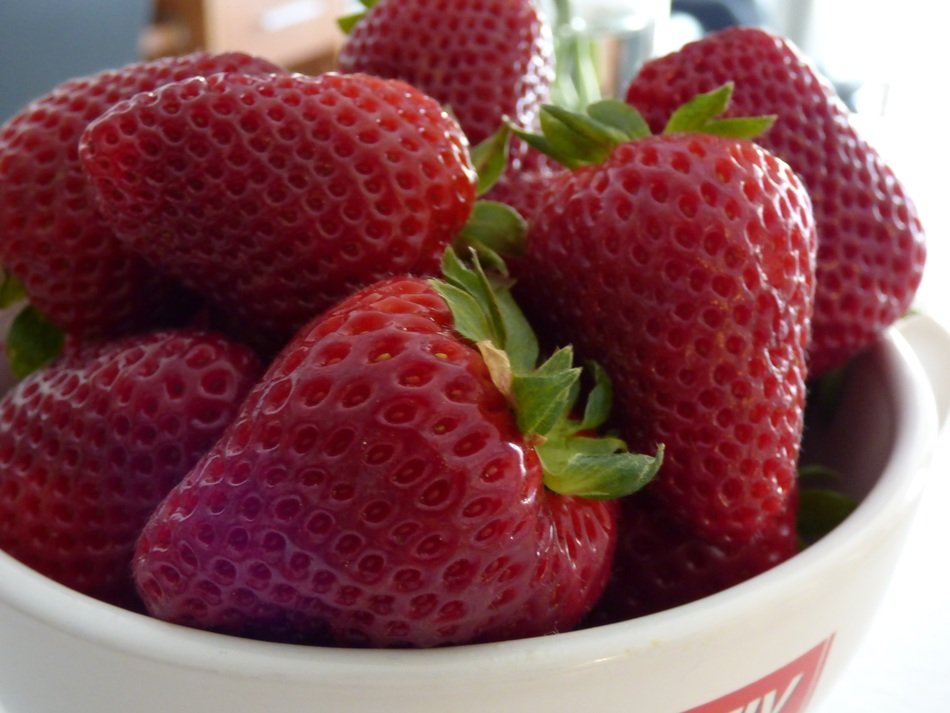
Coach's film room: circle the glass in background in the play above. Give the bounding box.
[537,0,672,108]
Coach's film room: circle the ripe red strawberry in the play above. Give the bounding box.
[0,330,262,605]
[80,72,477,346]
[483,141,568,224]
[0,51,285,341]
[133,255,661,647]
[512,90,816,548]
[586,493,798,624]
[624,27,926,377]
[336,0,554,145]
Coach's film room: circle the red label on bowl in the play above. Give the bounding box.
[682,636,834,713]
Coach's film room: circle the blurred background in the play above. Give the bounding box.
[0,0,940,121]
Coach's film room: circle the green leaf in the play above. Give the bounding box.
[336,11,366,33]
[471,124,511,196]
[703,116,777,139]
[508,108,612,170]
[806,364,847,427]
[798,487,858,543]
[508,123,574,167]
[546,105,629,148]
[538,109,604,166]
[0,271,27,309]
[535,345,575,376]
[540,105,625,166]
[586,100,651,141]
[512,347,581,437]
[5,305,64,378]
[540,440,663,499]
[797,463,843,488]
[493,287,538,374]
[337,0,381,32]
[468,254,509,347]
[432,247,535,371]
[664,83,735,134]
[454,201,526,273]
[580,361,613,430]
[662,83,775,140]
[430,280,494,346]
[431,247,662,501]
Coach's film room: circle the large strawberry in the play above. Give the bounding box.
[336,0,554,146]
[133,252,662,647]
[624,26,926,377]
[80,72,477,346]
[0,51,285,341]
[0,329,262,605]
[511,88,816,549]
[586,493,798,624]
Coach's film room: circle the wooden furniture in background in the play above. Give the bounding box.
[141,0,347,74]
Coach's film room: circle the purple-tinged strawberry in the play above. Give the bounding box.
[0,330,262,605]
[80,72,477,347]
[0,52,285,342]
[587,493,798,624]
[511,87,816,549]
[337,0,554,146]
[133,251,662,647]
[624,27,926,376]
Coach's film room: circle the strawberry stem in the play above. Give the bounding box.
[510,83,775,169]
[430,248,663,499]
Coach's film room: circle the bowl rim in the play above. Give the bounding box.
[0,327,938,682]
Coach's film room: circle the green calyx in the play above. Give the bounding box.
[509,83,776,169]
[453,123,529,272]
[470,123,512,197]
[453,200,526,274]
[430,249,663,500]
[796,464,858,545]
[337,0,380,33]
[0,270,64,378]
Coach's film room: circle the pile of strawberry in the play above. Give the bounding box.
[0,0,925,648]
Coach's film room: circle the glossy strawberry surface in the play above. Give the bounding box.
[337,0,554,145]
[81,72,476,345]
[133,277,617,647]
[625,27,926,376]
[516,133,816,547]
[0,52,283,339]
[0,330,262,605]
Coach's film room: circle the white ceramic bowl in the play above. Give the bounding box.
[0,320,945,713]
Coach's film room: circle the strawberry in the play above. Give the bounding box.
[483,140,569,225]
[0,330,262,605]
[0,51,285,341]
[336,0,554,145]
[80,72,477,346]
[587,493,798,624]
[624,26,926,377]
[133,252,662,647]
[511,88,816,549]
